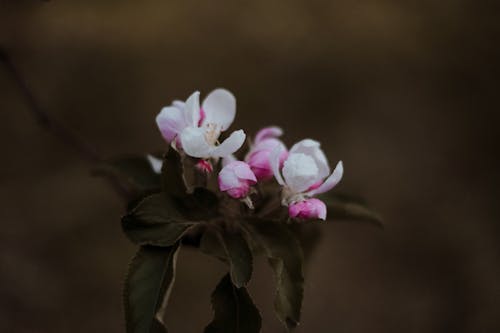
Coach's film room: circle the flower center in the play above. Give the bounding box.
[204,123,221,145]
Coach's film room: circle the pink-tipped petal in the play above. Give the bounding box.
[156,106,187,142]
[308,161,344,196]
[233,162,257,183]
[218,161,257,198]
[218,165,241,190]
[202,89,236,131]
[254,126,283,144]
[288,198,327,220]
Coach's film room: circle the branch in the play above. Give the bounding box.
[0,47,132,199]
[0,48,101,163]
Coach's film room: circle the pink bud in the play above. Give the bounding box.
[218,161,257,199]
[246,137,287,181]
[288,198,327,220]
[195,159,213,173]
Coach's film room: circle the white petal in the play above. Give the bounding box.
[269,145,286,185]
[222,154,237,167]
[172,100,185,110]
[146,154,163,174]
[282,153,320,193]
[156,106,188,142]
[211,130,246,158]
[202,89,236,131]
[233,162,257,182]
[218,165,241,190]
[289,139,330,179]
[184,91,201,127]
[179,127,212,158]
[308,161,344,195]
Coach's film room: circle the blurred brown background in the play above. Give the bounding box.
[1,0,499,332]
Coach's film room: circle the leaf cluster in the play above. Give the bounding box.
[96,149,382,333]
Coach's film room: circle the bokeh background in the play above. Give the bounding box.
[1,0,499,332]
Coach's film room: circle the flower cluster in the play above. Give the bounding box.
[156,89,343,220]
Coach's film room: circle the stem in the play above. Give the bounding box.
[0,47,132,199]
[0,48,101,163]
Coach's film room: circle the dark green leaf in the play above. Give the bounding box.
[200,228,227,262]
[122,193,197,246]
[201,228,253,287]
[172,188,219,221]
[204,274,261,333]
[319,193,383,228]
[124,244,180,333]
[289,223,322,263]
[248,220,304,330]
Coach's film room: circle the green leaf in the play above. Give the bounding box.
[201,228,253,287]
[204,274,261,333]
[319,193,383,228]
[248,220,304,330]
[122,193,197,247]
[124,243,180,333]
[200,228,228,262]
[172,187,219,221]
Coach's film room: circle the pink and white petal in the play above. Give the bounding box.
[156,106,187,142]
[251,137,286,152]
[222,154,237,167]
[269,145,286,185]
[254,126,283,144]
[309,198,327,220]
[202,89,236,131]
[289,139,330,179]
[184,91,201,127]
[233,162,257,183]
[211,130,246,158]
[218,166,241,191]
[179,127,212,158]
[308,161,344,196]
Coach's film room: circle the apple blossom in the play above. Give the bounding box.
[156,89,246,161]
[218,161,257,199]
[178,89,246,159]
[245,126,288,180]
[270,139,343,220]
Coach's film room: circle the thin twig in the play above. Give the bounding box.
[0,47,132,199]
[0,48,102,163]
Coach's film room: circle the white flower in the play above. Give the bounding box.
[270,139,343,206]
[156,89,246,159]
[179,89,246,159]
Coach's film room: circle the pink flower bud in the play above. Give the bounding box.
[288,198,327,220]
[218,161,257,199]
[246,127,287,180]
[195,159,213,173]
